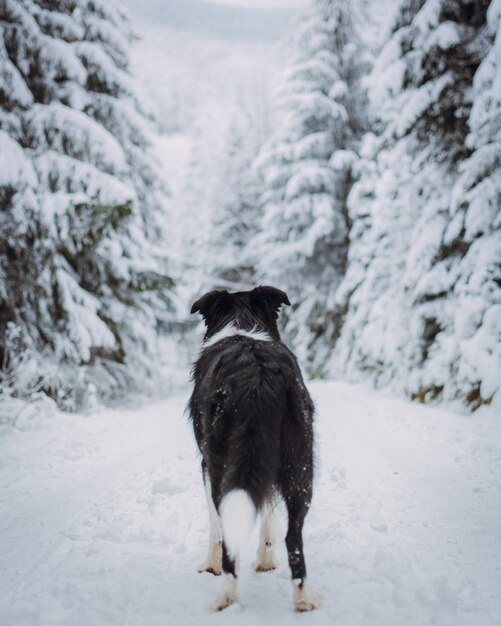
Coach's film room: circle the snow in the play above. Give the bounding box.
[34,151,136,207]
[426,21,461,50]
[26,103,128,175]
[282,57,339,89]
[80,12,130,67]
[0,131,37,187]
[367,33,407,108]
[54,268,118,363]
[41,35,87,85]
[34,8,85,43]
[392,73,455,138]
[1,381,500,626]
[285,163,337,198]
[0,38,34,109]
[73,41,135,99]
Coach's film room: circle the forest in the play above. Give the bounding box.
[0,0,499,415]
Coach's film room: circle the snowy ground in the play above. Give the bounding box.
[1,382,500,626]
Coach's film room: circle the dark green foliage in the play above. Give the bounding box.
[71,200,133,252]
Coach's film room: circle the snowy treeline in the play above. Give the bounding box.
[193,0,500,409]
[168,30,281,300]
[1,0,499,413]
[0,0,174,411]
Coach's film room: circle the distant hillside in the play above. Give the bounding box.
[121,0,297,41]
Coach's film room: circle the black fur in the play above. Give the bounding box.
[188,286,315,590]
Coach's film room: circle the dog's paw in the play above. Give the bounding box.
[198,541,223,575]
[210,575,239,612]
[254,562,278,573]
[197,561,222,576]
[254,540,279,572]
[253,553,279,572]
[292,580,323,612]
[294,596,323,612]
[210,593,238,612]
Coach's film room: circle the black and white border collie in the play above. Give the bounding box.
[188,286,321,612]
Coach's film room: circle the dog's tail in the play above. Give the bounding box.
[219,489,256,559]
[218,379,283,559]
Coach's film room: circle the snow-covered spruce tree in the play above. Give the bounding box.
[206,93,271,291]
[0,0,174,410]
[180,81,273,304]
[251,0,371,374]
[329,0,500,408]
[177,106,231,304]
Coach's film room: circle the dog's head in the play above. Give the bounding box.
[191,286,290,342]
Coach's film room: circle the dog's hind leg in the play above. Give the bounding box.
[254,497,280,572]
[210,486,251,611]
[283,487,322,611]
[210,541,239,611]
[197,465,223,576]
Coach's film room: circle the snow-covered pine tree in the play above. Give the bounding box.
[441,0,501,408]
[179,76,274,304]
[251,0,371,373]
[329,0,500,407]
[177,103,232,303]
[0,0,174,410]
[207,115,259,290]
[206,89,273,291]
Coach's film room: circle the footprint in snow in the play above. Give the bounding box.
[151,479,187,495]
[330,466,347,488]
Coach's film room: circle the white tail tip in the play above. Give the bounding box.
[220,489,256,559]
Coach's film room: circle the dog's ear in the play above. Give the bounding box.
[251,286,290,319]
[190,289,229,320]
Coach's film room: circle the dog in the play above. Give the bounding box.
[188,286,321,612]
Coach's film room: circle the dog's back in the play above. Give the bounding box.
[190,334,313,517]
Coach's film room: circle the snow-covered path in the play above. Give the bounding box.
[1,382,500,626]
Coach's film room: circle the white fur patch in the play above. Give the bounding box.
[198,477,223,575]
[204,324,271,348]
[205,477,223,544]
[220,489,256,559]
[254,498,280,572]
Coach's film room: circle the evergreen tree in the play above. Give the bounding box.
[329,0,499,406]
[251,0,370,373]
[0,0,174,410]
[208,94,270,291]
[439,0,501,407]
[180,79,274,300]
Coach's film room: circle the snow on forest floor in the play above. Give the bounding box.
[1,381,500,626]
